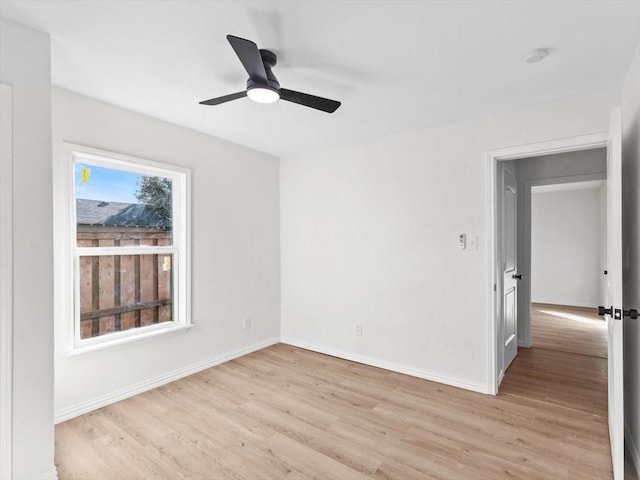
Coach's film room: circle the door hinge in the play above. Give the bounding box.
[600,306,638,320]
[598,306,613,316]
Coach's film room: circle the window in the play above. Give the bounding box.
[65,144,190,350]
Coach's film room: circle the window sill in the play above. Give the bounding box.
[66,323,193,358]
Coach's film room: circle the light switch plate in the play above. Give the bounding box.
[458,233,466,249]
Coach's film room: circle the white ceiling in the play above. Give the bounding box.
[1,1,639,157]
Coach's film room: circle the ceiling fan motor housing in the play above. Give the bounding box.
[247,49,280,93]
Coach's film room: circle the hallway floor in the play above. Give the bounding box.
[501,303,637,479]
[530,303,607,358]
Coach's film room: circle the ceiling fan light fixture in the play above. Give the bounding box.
[199,35,341,113]
[247,86,280,104]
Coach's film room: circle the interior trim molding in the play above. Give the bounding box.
[54,337,280,424]
[0,83,14,480]
[626,421,640,479]
[281,337,489,394]
[31,466,59,480]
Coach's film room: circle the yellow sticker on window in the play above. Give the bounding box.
[163,256,171,271]
[81,167,91,183]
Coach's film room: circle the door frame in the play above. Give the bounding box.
[0,83,13,480]
[486,132,608,394]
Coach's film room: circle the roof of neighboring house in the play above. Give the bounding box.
[76,199,171,229]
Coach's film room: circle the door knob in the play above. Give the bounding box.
[623,309,638,319]
[512,274,522,280]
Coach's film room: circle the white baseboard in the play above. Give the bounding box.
[31,466,58,480]
[280,337,489,394]
[626,422,640,479]
[55,335,490,423]
[54,337,279,424]
[531,301,598,310]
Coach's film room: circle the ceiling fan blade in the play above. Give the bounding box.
[199,91,247,105]
[279,89,341,113]
[227,35,268,84]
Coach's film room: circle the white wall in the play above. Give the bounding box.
[531,186,603,307]
[620,43,640,477]
[0,18,56,480]
[280,88,616,392]
[53,88,281,419]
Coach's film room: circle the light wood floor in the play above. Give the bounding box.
[55,343,615,480]
[531,302,607,358]
[500,346,607,417]
[527,304,639,479]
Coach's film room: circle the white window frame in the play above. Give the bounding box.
[61,143,191,354]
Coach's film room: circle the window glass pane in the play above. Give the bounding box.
[79,253,174,339]
[75,163,173,246]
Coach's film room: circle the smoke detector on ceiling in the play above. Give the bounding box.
[525,48,551,64]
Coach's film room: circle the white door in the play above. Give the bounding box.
[502,167,518,371]
[605,106,624,479]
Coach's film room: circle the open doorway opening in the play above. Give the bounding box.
[499,148,607,360]
[492,145,612,463]
[489,111,626,479]
[529,180,607,359]
[489,143,608,388]
[497,167,610,422]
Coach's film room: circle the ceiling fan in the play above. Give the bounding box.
[199,35,341,113]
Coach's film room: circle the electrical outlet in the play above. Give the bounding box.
[243,317,252,330]
[355,324,363,336]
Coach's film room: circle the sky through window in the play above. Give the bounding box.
[74,163,142,203]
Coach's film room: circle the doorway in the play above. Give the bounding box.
[487,122,626,478]
[496,165,608,415]
[487,136,608,390]
[529,180,607,359]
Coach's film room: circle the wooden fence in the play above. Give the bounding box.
[78,229,172,339]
